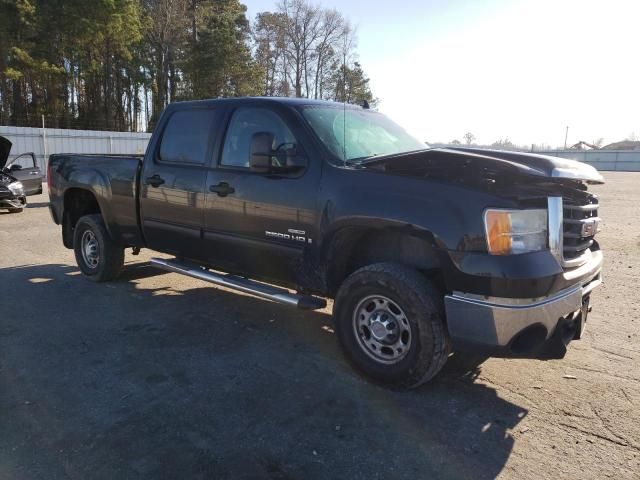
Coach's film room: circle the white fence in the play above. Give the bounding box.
[0,126,151,173]
[2,125,639,174]
[538,150,640,172]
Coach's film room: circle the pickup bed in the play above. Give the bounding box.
[48,97,604,388]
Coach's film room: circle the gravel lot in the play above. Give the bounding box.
[0,173,638,479]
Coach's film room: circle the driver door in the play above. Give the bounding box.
[6,153,43,195]
[202,106,321,285]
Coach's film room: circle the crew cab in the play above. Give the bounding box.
[48,97,603,388]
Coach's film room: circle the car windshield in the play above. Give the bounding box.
[301,105,427,164]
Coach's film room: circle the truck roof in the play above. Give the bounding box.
[168,96,364,110]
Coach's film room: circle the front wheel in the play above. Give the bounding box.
[73,214,124,282]
[333,263,450,389]
[7,208,23,213]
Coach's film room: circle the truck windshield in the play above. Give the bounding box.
[301,105,427,164]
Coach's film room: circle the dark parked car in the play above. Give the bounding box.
[47,97,603,388]
[0,135,44,212]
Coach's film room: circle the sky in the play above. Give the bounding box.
[245,0,640,147]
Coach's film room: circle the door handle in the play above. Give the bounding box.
[29,171,41,175]
[145,174,165,187]
[209,182,235,197]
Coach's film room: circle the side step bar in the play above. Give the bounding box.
[150,258,327,311]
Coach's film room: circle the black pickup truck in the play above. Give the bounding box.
[48,97,604,388]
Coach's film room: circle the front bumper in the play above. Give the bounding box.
[445,249,603,357]
[0,192,26,209]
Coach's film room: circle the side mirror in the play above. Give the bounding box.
[9,164,22,172]
[275,144,307,171]
[249,132,275,173]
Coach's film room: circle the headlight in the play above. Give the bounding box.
[484,209,548,255]
[8,181,24,195]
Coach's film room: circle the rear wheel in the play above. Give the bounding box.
[73,214,124,282]
[334,263,450,389]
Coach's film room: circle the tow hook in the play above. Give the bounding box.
[573,296,591,340]
[539,307,586,360]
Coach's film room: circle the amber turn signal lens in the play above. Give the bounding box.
[484,208,548,255]
[485,210,513,255]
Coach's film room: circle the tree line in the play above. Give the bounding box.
[0,0,375,132]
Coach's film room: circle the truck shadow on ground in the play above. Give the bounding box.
[0,262,528,480]
[26,201,51,209]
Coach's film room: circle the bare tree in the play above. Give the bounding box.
[259,0,357,100]
[278,0,321,98]
[252,0,371,103]
[143,0,190,127]
[311,8,347,99]
[463,132,475,145]
[254,12,288,96]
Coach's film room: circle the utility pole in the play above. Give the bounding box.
[564,126,569,149]
[41,115,47,172]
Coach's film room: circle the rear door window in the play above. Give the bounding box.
[159,109,217,164]
[11,154,36,169]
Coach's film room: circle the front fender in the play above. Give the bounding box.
[320,166,506,252]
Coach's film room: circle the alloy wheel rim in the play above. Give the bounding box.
[81,230,99,269]
[352,295,412,364]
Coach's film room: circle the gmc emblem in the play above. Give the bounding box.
[581,219,598,237]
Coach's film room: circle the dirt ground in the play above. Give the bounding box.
[0,173,638,479]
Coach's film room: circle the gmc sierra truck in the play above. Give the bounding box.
[48,97,603,388]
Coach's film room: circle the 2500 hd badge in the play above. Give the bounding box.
[266,229,313,244]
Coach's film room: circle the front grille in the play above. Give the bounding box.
[562,196,599,265]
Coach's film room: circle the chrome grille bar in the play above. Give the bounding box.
[548,196,600,269]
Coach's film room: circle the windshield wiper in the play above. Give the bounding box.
[357,148,434,165]
[347,154,378,164]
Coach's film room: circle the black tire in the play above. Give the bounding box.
[334,263,451,389]
[7,208,23,213]
[73,214,124,282]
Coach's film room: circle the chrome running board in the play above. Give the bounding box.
[150,258,327,311]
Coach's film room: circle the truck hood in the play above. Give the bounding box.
[0,136,11,169]
[362,147,604,184]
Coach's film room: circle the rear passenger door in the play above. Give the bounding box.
[139,107,220,260]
